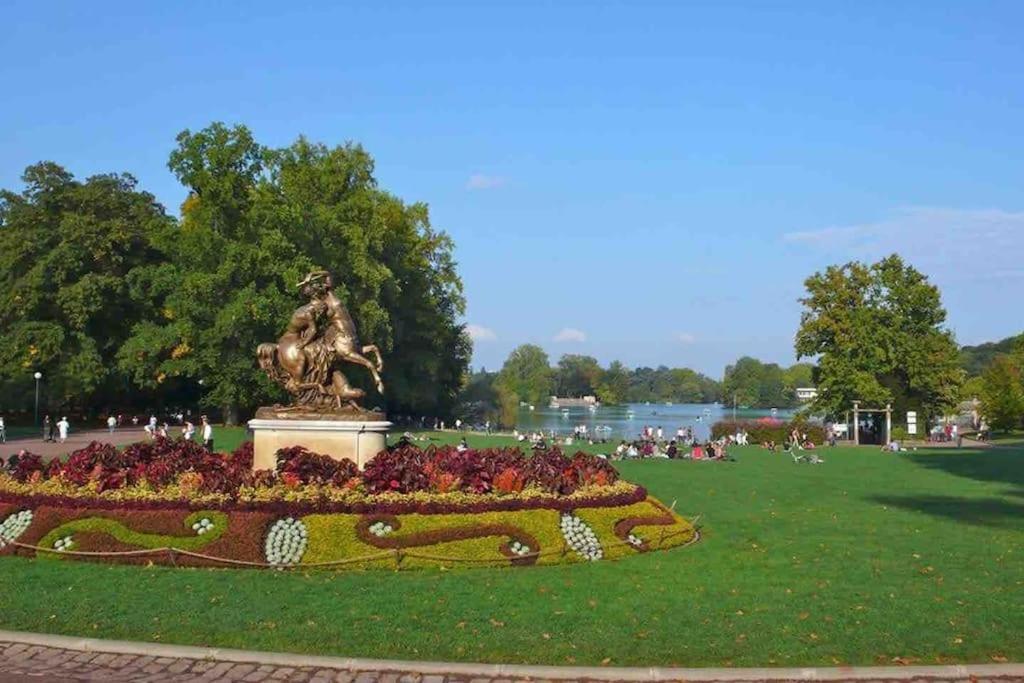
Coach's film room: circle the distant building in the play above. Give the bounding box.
[549,395,599,409]
[795,387,818,402]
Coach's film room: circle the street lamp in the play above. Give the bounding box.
[33,371,42,427]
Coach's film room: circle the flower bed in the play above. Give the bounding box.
[0,440,698,570]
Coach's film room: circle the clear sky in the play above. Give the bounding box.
[3,1,1023,376]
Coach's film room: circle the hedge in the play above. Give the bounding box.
[711,419,826,445]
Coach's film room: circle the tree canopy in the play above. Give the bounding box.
[554,354,603,397]
[1,124,470,421]
[0,163,175,413]
[495,344,554,407]
[795,254,962,420]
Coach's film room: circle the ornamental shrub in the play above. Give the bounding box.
[362,445,431,493]
[493,467,525,494]
[711,419,825,444]
[570,452,620,487]
[522,448,577,495]
[276,446,359,487]
[7,452,47,483]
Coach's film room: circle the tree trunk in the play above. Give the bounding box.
[222,402,240,426]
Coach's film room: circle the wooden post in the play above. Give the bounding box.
[853,401,860,446]
[885,403,892,445]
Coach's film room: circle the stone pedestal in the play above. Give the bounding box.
[248,417,392,471]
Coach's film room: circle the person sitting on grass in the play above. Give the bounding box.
[882,439,901,452]
[612,441,626,459]
[691,442,705,459]
[762,440,778,452]
[666,440,679,459]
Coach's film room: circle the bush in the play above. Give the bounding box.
[6,452,47,483]
[362,445,432,493]
[711,419,825,445]
[276,446,359,487]
[2,439,623,503]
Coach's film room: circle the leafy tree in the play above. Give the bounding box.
[979,355,1024,432]
[458,368,499,423]
[0,163,175,413]
[721,358,777,407]
[119,123,469,422]
[783,363,815,396]
[626,365,721,403]
[795,254,963,421]
[554,354,602,397]
[495,383,521,428]
[495,344,553,406]
[595,360,631,405]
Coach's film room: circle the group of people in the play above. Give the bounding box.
[141,414,215,451]
[40,415,71,443]
[611,436,732,461]
[760,427,816,453]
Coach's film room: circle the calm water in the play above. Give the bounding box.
[513,402,796,442]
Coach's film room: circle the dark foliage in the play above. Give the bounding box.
[276,446,359,486]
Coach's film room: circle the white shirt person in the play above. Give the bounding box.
[57,416,70,443]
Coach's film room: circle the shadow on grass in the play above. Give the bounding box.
[871,493,1024,529]
[901,445,1024,489]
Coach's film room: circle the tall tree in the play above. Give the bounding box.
[0,163,174,413]
[120,123,469,421]
[795,254,963,420]
[495,344,553,406]
[595,360,630,405]
[554,354,602,397]
[979,356,1024,432]
[722,357,779,407]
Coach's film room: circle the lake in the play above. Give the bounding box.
[513,402,796,441]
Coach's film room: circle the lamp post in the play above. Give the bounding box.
[33,371,42,427]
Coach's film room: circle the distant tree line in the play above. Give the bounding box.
[0,123,470,423]
[959,333,1024,433]
[459,346,814,427]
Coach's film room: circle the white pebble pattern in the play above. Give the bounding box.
[0,510,33,548]
[560,513,603,561]
[191,517,215,535]
[368,521,394,537]
[264,517,308,566]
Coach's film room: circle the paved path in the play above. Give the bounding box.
[0,632,1022,683]
[3,427,155,462]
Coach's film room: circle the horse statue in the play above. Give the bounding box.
[257,271,384,412]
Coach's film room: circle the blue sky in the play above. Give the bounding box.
[3,1,1023,376]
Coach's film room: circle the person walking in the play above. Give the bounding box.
[43,415,55,442]
[201,415,214,452]
[0,415,5,444]
[57,416,70,443]
[107,415,116,435]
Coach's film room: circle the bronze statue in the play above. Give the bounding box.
[257,271,384,413]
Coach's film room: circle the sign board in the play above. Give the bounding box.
[907,411,917,435]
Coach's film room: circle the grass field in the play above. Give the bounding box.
[2,430,1023,667]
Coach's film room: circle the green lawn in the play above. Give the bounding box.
[2,432,1023,668]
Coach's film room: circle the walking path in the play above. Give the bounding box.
[0,631,1021,682]
[2,427,151,462]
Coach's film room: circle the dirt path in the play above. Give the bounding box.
[3,427,152,462]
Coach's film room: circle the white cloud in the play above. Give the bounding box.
[465,173,505,190]
[783,207,1024,282]
[676,332,696,344]
[466,324,497,342]
[553,327,587,343]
